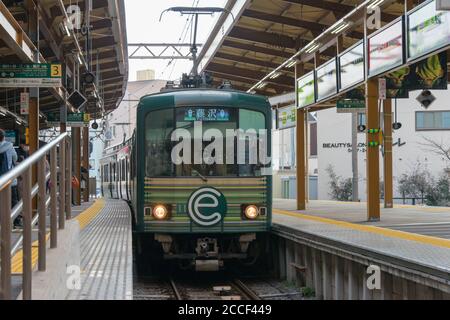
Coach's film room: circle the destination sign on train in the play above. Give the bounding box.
[181,107,231,122]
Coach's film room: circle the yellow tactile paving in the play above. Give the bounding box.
[11,234,50,274]
[11,199,105,274]
[76,198,105,230]
[273,208,450,250]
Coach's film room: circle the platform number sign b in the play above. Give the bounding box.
[51,64,62,77]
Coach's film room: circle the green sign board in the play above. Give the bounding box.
[0,63,62,88]
[46,112,90,127]
[336,100,365,113]
[276,105,296,130]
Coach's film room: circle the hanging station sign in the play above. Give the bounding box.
[407,0,450,61]
[47,112,90,127]
[316,58,338,101]
[297,71,315,108]
[0,63,62,88]
[368,18,404,77]
[276,105,296,130]
[339,41,365,91]
[336,99,366,113]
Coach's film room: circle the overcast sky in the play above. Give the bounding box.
[125,0,226,81]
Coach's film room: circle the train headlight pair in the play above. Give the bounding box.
[153,205,168,220]
[244,205,259,220]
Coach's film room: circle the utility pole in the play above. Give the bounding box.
[351,112,359,202]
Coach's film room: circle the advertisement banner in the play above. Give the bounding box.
[368,19,404,77]
[316,58,338,101]
[408,0,450,60]
[339,42,365,90]
[276,105,296,130]
[384,51,447,98]
[297,72,315,108]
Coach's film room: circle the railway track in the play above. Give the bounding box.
[134,276,304,300]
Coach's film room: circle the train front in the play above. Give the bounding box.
[135,90,272,271]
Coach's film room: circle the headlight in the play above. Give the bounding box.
[244,205,259,220]
[153,205,168,220]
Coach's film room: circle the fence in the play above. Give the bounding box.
[0,133,72,300]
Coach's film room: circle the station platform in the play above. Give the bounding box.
[272,199,450,289]
[65,199,133,300]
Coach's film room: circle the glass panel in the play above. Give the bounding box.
[238,109,266,177]
[175,107,238,177]
[145,109,175,177]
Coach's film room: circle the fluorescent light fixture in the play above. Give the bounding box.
[256,82,267,89]
[303,41,317,51]
[331,21,350,34]
[77,54,84,65]
[286,60,297,68]
[64,22,71,37]
[269,72,281,79]
[305,43,321,53]
[15,119,22,125]
[367,0,385,10]
[0,110,6,117]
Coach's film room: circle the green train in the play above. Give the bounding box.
[100,88,272,271]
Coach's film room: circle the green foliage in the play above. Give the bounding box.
[425,174,450,207]
[326,165,353,201]
[301,287,315,298]
[397,162,431,199]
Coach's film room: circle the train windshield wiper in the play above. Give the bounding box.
[192,169,208,182]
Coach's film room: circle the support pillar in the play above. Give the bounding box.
[365,79,381,221]
[295,62,306,210]
[312,249,323,299]
[383,100,393,208]
[82,126,90,202]
[72,127,81,205]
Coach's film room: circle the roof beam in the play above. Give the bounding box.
[242,9,364,40]
[209,72,287,94]
[281,0,398,22]
[206,62,294,88]
[222,40,293,58]
[215,52,292,71]
[228,26,298,48]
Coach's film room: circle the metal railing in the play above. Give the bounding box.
[0,133,72,300]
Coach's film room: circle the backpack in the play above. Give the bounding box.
[0,151,9,176]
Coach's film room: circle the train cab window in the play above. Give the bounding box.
[145,109,175,177]
[238,109,267,177]
[175,107,238,177]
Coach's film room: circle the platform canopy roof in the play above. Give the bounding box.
[198,0,405,97]
[0,0,128,129]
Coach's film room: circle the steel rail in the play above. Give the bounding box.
[232,279,261,300]
[169,278,183,300]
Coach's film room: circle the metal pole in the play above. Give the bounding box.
[66,139,72,219]
[38,158,46,271]
[22,167,32,300]
[50,146,58,248]
[83,126,90,202]
[295,62,306,210]
[191,13,199,76]
[59,138,66,230]
[0,184,12,300]
[384,100,393,208]
[366,79,381,221]
[351,112,359,202]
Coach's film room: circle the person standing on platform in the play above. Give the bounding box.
[0,129,19,225]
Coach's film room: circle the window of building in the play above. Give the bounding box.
[416,111,450,131]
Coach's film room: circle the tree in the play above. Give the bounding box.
[326,165,353,201]
[425,173,450,207]
[397,162,432,200]
[418,136,450,163]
